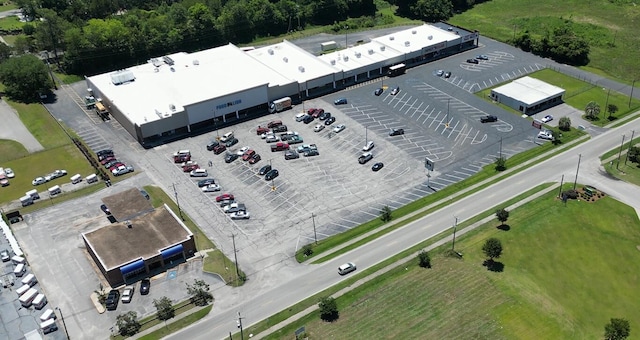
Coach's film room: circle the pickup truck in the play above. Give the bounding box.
[271,142,290,152]
[297,144,317,153]
[288,135,304,144]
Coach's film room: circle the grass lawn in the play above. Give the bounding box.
[0,139,28,163]
[272,192,640,339]
[7,100,71,149]
[0,15,23,30]
[449,0,640,82]
[0,2,18,11]
[1,34,19,46]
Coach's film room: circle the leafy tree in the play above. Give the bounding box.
[411,0,453,22]
[153,296,175,321]
[318,296,339,321]
[495,208,509,226]
[482,238,503,261]
[0,55,53,102]
[116,311,141,336]
[558,116,571,131]
[585,101,600,120]
[186,279,214,306]
[605,318,630,340]
[380,205,392,222]
[0,43,11,64]
[495,156,506,171]
[629,146,640,163]
[302,244,313,256]
[550,130,562,145]
[607,104,619,119]
[548,23,590,65]
[417,250,431,268]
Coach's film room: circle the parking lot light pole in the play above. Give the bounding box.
[312,213,318,244]
[451,217,458,251]
[445,98,451,128]
[55,307,70,339]
[173,183,184,220]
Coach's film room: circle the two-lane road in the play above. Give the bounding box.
[167,118,640,340]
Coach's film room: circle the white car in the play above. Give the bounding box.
[333,124,346,133]
[313,124,325,132]
[230,211,250,219]
[537,130,554,140]
[4,168,14,178]
[223,203,245,213]
[50,169,68,179]
[201,184,221,192]
[236,146,250,156]
[180,160,197,167]
[260,132,271,139]
[265,135,278,143]
[32,177,47,186]
[541,115,554,123]
[362,141,375,151]
[295,113,307,122]
[121,286,135,303]
[338,262,357,275]
[112,165,134,176]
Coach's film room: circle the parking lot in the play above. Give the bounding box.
[22,32,585,339]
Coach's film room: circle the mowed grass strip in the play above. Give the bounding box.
[271,191,640,339]
[0,139,28,163]
[7,100,71,149]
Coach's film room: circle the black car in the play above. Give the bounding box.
[106,289,120,311]
[140,278,150,295]
[140,189,150,200]
[374,88,384,96]
[259,164,272,175]
[272,125,288,133]
[466,58,479,64]
[302,115,314,124]
[225,153,239,163]
[104,160,120,169]
[324,117,336,125]
[224,138,239,147]
[304,150,320,157]
[100,204,111,215]
[96,149,113,157]
[389,128,405,136]
[444,71,451,78]
[265,169,279,181]
[319,111,331,120]
[480,115,498,123]
[284,150,299,160]
[206,140,219,151]
[372,162,384,172]
[197,178,216,187]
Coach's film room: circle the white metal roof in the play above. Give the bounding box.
[492,76,565,106]
[372,24,461,54]
[318,40,403,72]
[87,44,292,126]
[246,40,340,83]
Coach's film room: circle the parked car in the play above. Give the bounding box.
[182,164,199,172]
[197,178,216,187]
[358,152,373,164]
[389,128,404,136]
[174,153,190,163]
[50,169,68,179]
[140,278,150,295]
[311,109,324,118]
[140,189,150,200]
[297,144,317,153]
[206,140,219,151]
[304,150,320,157]
[219,199,236,207]
[333,124,346,133]
[216,193,234,202]
[272,125,288,133]
[32,177,47,186]
[256,126,270,135]
[435,69,444,76]
[242,149,256,161]
[374,88,384,96]
[106,290,120,311]
[97,149,113,157]
[372,162,384,172]
[271,142,289,152]
[363,141,375,151]
[265,134,278,143]
[201,184,221,192]
[108,163,125,171]
[541,115,554,123]
[230,211,250,219]
[104,160,120,169]
[324,117,336,125]
[1,249,10,262]
[121,286,135,303]
[480,115,498,123]
[303,115,314,124]
[466,58,479,64]
[319,111,331,120]
[213,144,227,154]
[265,169,279,181]
[313,124,325,132]
[537,130,554,140]
[295,113,308,122]
[225,153,239,163]
[100,156,117,165]
[248,154,261,164]
[284,150,299,160]
[259,165,272,175]
[444,71,451,78]
[100,204,111,215]
[476,54,489,60]
[338,262,357,275]
[223,203,246,214]
[334,97,348,105]
[224,137,239,147]
[236,146,250,156]
[391,86,400,95]
[113,165,134,176]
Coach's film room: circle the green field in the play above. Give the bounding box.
[7,100,71,150]
[274,192,640,339]
[449,0,640,82]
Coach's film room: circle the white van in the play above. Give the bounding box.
[48,185,61,196]
[16,284,31,296]
[21,273,37,287]
[220,131,234,142]
[20,195,33,207]
[13,263,26,277]
[33,293,47,309]
[26,189,40,200]
[190,169,208,177]
[70,174,82,184]
[41,318,58,334]
[40,308,56,322]
[86,174,98,184]
[12,255,25,264]
[19,287,38,307]
[295,112,307,122]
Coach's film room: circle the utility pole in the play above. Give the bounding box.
[616,134,626,170]
[451,216,458,251]
[236,312,245,340]
[55,307,70,339]
[573,154,581,190]
[231,234,239,283]
[558,174,564,198]
[365,125,368,144]
[445,98,451,128]
[312,213,318,244]
[629,79,636,108]
[173,183,184,220]
[625,130,635,165]
[499,137,503,159]
[604,89,611,118]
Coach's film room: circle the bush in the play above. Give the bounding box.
[302,244,313,256]
[562,190,579,199]
[318,296,339,322]
[558,116,571,131]
[380,206,392,222]
[417,250,431,268]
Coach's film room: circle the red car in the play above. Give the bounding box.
[312,109,324,118]
[174,154,191,163]
[242,150,256,161]
[100,156,116,165]
[213,144,226,154]
[248,154,261,164]
[307,108,317,115]
[215,193,234,202]
[256,126,270,135]
[109,163,124,171]
[182,164,200,172]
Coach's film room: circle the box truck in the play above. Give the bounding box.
[268,97,292,113]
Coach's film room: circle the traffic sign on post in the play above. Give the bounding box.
[425,157,434,171]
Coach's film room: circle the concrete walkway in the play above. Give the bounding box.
[0,100,44,153]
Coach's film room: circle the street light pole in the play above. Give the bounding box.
[237,312,245,340]
[173,183,184,220]
[625,130,635,165]
[451,217,458,251]
[231,234,239,283]
[445,98,451,128]
[629,79,636,108]
[312,213,318,244]
[616,134,626,170]
[573,154,581,190]
[55,307,70,339]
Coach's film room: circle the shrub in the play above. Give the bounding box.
[417,250,431,268]
[302,244,313,256]
[562,190,579,199]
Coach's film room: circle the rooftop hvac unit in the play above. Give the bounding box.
[330,59,336,65]
[368,49,374,55]
[110,70,136,85]
[428,35,433,40]
[193,59,199,65]
[405,41,410,47]
[150,58,163,67]
[389,36,395,41]
[343,55,349,61]
[170,67,175,72]
[169,104,176,111]
[283,57,288,63]
[412,30,417,34]
[163,56,174,66]
[154,67,159,73]
[268,48,274,55]
[380,46,386,51]
[163,113,172,118]
[298,66,305,72]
